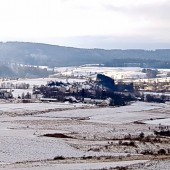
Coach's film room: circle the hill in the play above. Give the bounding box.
[0,42,170,68]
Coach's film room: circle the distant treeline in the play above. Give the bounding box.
[0,64,50,78]
[105,58,170,69]
[0,42,170,67]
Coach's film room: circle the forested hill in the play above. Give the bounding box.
[0,41,170,67]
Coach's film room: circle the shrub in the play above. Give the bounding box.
[139,132,145,139]
[157,149,166,155]
[118,140,122,145]
[53,156,65,160]
[115,166,128,170]
[141,150,154,155]
[129,141,136,147]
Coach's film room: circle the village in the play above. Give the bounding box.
[0,72,169,106]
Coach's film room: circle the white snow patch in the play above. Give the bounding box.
[144,118,170,126]
[37,102,164,124]
[5,160,148,170]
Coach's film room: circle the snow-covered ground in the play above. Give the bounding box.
[129,159,170,170]
[0,102,80,112]
[0,77,85,88]
[3,160,148,170]
[36,102,166,124]
[0,101,169,169]
[144,118,170,126]
[0,133,131,164]
[11,89,33,98]
[54,66,147,80]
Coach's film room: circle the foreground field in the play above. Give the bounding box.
[0,101,169,169]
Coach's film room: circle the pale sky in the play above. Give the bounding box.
[0,0,170,49]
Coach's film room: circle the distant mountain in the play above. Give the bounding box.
[0,41,170,67]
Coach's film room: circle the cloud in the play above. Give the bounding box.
[100,0,170,39]
[103,0,170,21]
[0,0,170,49]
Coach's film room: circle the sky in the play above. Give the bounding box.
[0,0,170,49]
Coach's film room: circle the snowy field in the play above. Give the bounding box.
[0,102,94,117]
[54,66,170,81]
[3,160,148,170]
[144,118,170,126]
[36,102,166,124]
[0,77,86,88]
[0,101,169,169]
[54,66,147,79]
[0,102,90,112]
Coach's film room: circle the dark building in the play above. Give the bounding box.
[96,74,115,91]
